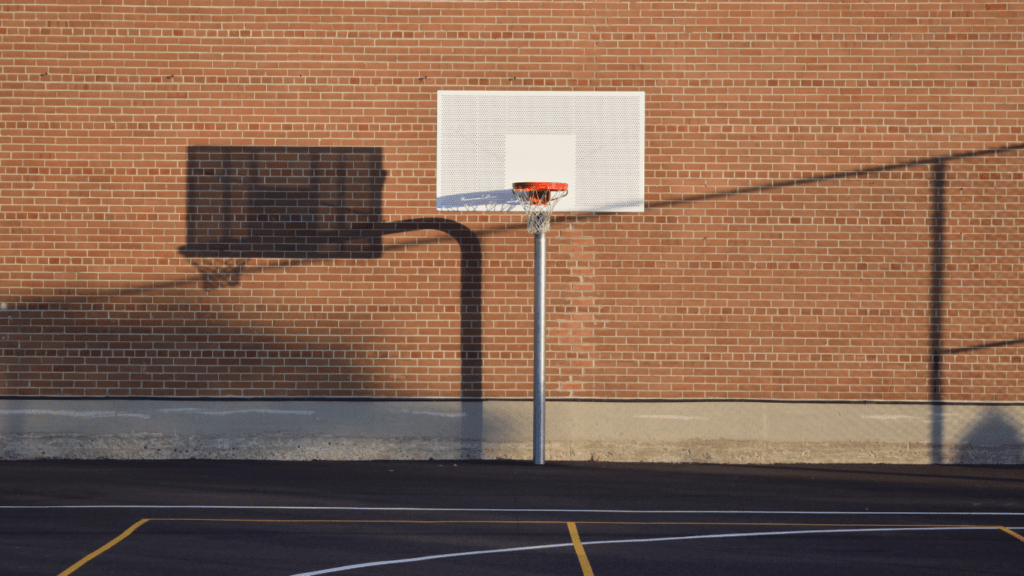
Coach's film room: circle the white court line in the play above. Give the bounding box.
[289,525,1010,576]
[2,505,1023,516]
[290,542,575,576]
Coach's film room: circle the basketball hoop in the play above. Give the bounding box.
[511,182,568,466]
[189,256,248,291]
[512,182,568,234]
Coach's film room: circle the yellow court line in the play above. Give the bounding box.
[567,522,596,576]
[57,518,149,576]
[999,527,1024,544]
[155,518,565,525]
[151,518,985,529]
[51,517,1015,576]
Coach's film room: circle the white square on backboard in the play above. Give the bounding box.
[504,135,576,211]
[436,91,644,212]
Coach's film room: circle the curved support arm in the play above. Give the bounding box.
[379,218,483,398]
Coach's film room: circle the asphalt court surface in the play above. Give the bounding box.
[2,461,1023,575]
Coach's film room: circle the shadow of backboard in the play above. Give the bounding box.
[179,146,384,264]
[172,146,482,404]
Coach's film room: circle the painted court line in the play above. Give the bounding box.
[580,525,997,547]
[54,517,1024,576]
[289,542,576,576]
[290,525,1006,576]
[150,518,993,530]
[57,519,149,576]
[1000,526,1024,544]
[567,522,595,576]
[7,504,1024,516]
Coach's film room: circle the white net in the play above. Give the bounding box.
[512,183,569,234]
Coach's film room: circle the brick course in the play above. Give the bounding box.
[1,1,1021,401]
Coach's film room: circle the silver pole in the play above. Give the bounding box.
[533,229,546,465]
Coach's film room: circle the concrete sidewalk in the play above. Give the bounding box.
[3,398,1024,464]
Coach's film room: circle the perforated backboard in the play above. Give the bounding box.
[436,91,644,212]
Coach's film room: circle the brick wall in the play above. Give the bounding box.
[1,1,1021,401]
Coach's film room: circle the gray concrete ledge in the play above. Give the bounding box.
[2,399,1022,464]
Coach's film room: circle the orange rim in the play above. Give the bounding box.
[513,182,568,192]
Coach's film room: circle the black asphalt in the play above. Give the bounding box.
[3,460,1023,575]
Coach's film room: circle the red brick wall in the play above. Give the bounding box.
[1,1,1021,400]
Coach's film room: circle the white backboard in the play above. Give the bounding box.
[436,91,644,212]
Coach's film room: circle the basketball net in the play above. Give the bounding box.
[512,182,568,234]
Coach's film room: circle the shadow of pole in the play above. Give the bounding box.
[929,161,946,464]
[379,218,484,457]
[378,218,483,397]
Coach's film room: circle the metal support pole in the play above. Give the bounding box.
[533,230,546,465]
